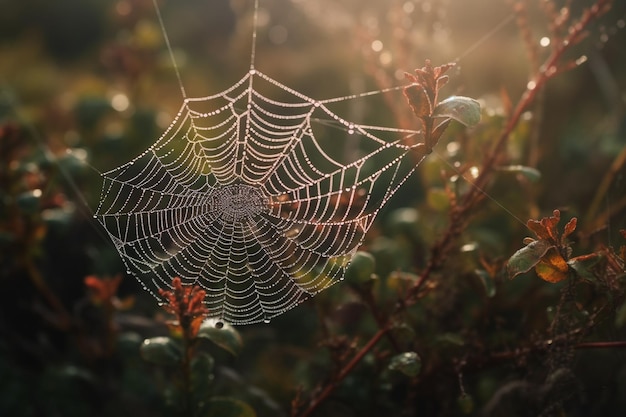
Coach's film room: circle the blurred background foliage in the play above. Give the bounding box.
[1,0,626,416]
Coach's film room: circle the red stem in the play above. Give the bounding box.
[575,341,626,349]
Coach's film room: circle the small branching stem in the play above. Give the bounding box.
[297,326,389,417]
[296,1,613,414]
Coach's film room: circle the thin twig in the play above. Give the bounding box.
[295,1,613,414]
[297,326,390,417]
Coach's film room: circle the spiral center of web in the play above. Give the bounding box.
[215,184,267,222]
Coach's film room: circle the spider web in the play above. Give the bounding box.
[94,0,425,325]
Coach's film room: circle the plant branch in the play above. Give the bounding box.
[296,326,390,417]
[408,0,612,302]
[295,1,613,413]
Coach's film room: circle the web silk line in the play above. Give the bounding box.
[250,0,260,70]
[454,13,515,63]
[152,0,188,98]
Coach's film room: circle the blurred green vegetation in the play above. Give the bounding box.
[1,0,626,416]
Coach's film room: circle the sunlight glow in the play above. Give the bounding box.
[111,93,130,112]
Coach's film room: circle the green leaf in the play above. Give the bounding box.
[457,393,474,414]
[58,148,90,174]
[198,319,243,356]
[140,337,182,365]
[16,190,41,213]
[568,253,602,282]
[388,351,422,377]
[202,397,256,417]
[506,239,552,279]
[436,333,465,346]
[497,165,542,182]
[431,119,451,144]
[432,96,481,126]
[345,251,376,283]
[389,323,417,349]
[191,352,215,404]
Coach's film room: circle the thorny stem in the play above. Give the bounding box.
[296,1,613,415]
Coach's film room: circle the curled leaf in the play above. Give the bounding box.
[404,81,432,118]
[430,119,451,144]
[432,96,481,126]
[198,319,243,356]
[507,239,553,279]
[527,210,561,242]
[563,217,577,240]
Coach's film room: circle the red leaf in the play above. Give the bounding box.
[159,277,209,339]
[433,62,455,79]
[527,210,561,242]
[404,84,432,118]
[563,217,577,240]
[84,275,123,304]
